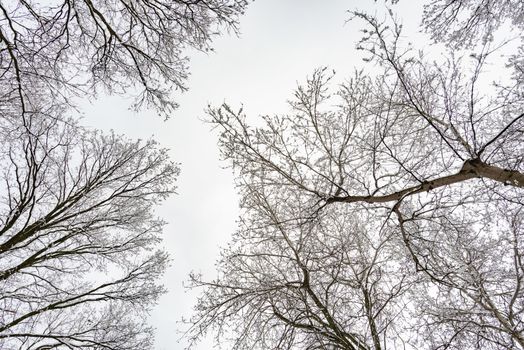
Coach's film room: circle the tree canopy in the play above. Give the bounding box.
[0,116,177,349]
[0,0,251,348]
[0,0,248,118]
[187,3,524,349]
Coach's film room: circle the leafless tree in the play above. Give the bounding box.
[0,0,246,348]
[0,113,178,349]
[0,0,249,117]
[422,0,524,47]
[187,10,524,350]
[188,187,416,350]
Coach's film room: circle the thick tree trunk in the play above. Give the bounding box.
[327,159,524,205]
[464,158,524,188]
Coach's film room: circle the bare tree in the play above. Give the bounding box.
[401,201,524,349]
[422,0,524,47]
[0,0,249,117]
[420,0,524,97]
[0,114,177,349]
[0,0,246,348]
[187,10,524,350]
[188,187,415,350]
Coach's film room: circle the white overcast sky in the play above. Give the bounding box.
[80,1,426,349]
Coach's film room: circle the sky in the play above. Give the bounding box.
[80,1,425,349]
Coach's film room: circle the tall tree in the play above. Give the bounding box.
[422,0,524,47]
[0,114,177,349]
[0,0,248,348]
[189,189,416,349]
[0,0,249,117]
[422,0,524,95]
[187,9,524,350]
